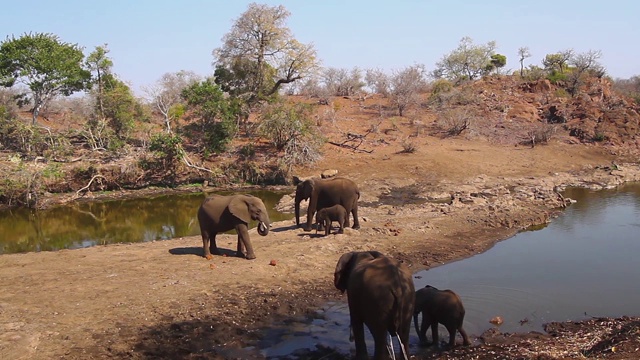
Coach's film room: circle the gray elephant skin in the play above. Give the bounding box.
[315,204,347,236]
[334,251,415,360]
[414,285,470,348]
[197,194,270,260]
[294,177,360,232]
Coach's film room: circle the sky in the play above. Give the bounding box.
[2,0,639,95]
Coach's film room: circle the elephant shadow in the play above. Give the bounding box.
[169,246,237,257]
[270,224,299,233]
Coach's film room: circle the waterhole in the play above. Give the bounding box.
[254,183,640,358]
[0,190,292,254]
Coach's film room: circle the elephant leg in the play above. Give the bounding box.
[235,224,256,260]
[303,209,315,232]
[445,324,457,347]
[201,232,212,260]
[419,313,429,343]
[431,322,440,348]
[371,328,390,360]
[351,319,368,360]
[459,326,471,346]
[351,204,360,229]
[338,218,345,234]
[202,231,220,260]
[236,234,245,255]
[324,220,330,236]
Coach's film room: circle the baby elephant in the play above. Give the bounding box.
[315,204,347,236]
[414,285,471,348]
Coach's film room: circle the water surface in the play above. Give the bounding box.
[0,190,292,254]
[413,183,640,335]
[256,183,640,357]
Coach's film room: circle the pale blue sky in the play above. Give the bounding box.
[2,1,638,94]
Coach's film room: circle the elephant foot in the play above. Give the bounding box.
[236,251,256,260]
[351,224,360,230]
[302,225,312,232]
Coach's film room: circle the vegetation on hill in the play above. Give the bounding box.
[1,3,639,210]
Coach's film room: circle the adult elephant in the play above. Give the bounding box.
[294,177,360,232]
[197,194,270,260]
[334,251,415,360]
[413,285,470,348]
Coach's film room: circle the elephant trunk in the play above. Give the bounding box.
[257,221,269,236]
[294,197,301,226]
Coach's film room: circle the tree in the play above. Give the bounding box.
[488,54,507,74]
[388,65,428,116]
[212,3,319,103]
[101,73,147,141]
[566,50,606,96]
[518,47,532,77]
[0,33,91,124]
[257,101,322,170]
[543,50,573,74]
[366,65,427,116]
[144,70,200,133]
[322,67,365,96]
[181,79,240,154]
[433,37,497,83]
[85,44,113,119]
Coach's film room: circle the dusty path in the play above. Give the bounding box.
[2,138,640,359]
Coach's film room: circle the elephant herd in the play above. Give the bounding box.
[196,176,470,359]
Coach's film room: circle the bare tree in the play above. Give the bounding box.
[365,65,427,116]
[144,70,200,133]
[322,67,365,96]
[567,50,605,96]
[518,47,531,77]
[212,3,319,103]
[365,68,390,94]
[388,64,428,116]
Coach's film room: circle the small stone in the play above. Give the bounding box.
[490,316,503,326]
[269,259,277,266]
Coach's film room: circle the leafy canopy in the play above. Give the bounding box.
[0,32,91,124]
[181,79,240,154]
[433,37,497,83]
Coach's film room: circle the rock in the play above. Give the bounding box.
[269,259,277,266]
[321,169,338,178]
[490,316,504,326]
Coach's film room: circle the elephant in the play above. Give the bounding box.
[334,251,415,360]
[315,204,347,236]
[413,285,470,348]
[197,194,270,260]
[294,177,360,232]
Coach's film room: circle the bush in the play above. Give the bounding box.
[436,108,474,136]
[431,79,453,95]
[400,139,417,153]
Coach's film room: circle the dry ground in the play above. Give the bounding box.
[2,133,640,359]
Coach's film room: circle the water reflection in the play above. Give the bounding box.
[0,190,293,254]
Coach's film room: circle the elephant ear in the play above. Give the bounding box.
[229,196,251,224]
[334,252,356,293]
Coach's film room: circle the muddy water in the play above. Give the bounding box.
[0,190,292,254]
[256,183,640,357]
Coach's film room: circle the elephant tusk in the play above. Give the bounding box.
[257,222,269,236]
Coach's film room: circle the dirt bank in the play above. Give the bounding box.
[1,138,640,359]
